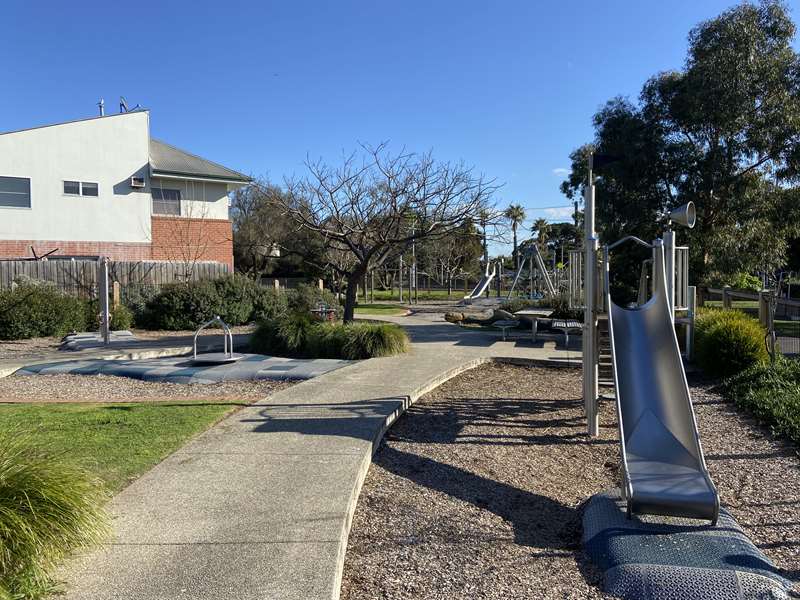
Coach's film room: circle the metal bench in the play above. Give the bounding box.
[550,319,582,347]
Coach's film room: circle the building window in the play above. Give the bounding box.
[64,181,99,196]
[81,182,99,196]
[64,180,80,195]
[152,188,181,216]
[0,176,31,208]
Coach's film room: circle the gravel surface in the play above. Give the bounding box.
[340,363,800,600]
[0,336,61,359]
[0,374,291,403]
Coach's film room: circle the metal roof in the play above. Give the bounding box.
[149,138,251,184]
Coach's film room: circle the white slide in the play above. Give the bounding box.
[464,265,496,300]
[605,239,719,523]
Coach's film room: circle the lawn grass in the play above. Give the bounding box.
[354,303,409,316]
[0,401,241,492]
[369,289,460,301]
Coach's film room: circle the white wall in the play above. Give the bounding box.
[150,177,230,220]
[0,111,153,243]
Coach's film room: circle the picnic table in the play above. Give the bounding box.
[492,319,520,341]
[513,309,552,341]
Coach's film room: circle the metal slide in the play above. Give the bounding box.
[464,264,496,300]
[605,238,719,523]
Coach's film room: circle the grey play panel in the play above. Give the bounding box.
[16,354,349,384]
[583,490,792,599]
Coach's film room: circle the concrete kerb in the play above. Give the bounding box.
[330,354,579,600]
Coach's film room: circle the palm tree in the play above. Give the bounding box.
[531,218,550,256]
[504,204,526,270]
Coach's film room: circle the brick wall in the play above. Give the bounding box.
[0,239,152,261]
[0,217,234,270]
[150,216,234,270]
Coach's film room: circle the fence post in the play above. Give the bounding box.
[758,289,771,328]
[112,281,121,308]
[697,285,706,308]
[722,286,732,309]
[318,279,324,291]
[273,279,280,292]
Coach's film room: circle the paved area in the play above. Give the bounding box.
[59,312,578,600]
[0,330,251,378]
[17,354,348,384]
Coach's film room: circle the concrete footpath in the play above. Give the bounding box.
[60,313,580,600]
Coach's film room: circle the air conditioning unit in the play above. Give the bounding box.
[130,176,146,188]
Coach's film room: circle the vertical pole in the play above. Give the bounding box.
[370,270,374,303]
[686,285,696,361]
[99,257,110,345]
[399,258,403,303]
[664,229,676,319]
[583,155,599,437]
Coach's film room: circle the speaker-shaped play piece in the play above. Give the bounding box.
[669,202,696,229]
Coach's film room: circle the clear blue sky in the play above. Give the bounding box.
[2,0,798,252]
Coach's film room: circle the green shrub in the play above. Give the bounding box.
[695,308,768,377]
[287,284,342,319]
[212,275,257,326]
[340,322,410,359]
[305,322,350,358]
[0,281,88,340]
[249,319,287,356]
[722,358,800,446]
[500,298,537,314]
[251,287,288,322]
[143,281,223,330]
[250,318,408,359]
[0,431,108,599]
[84,302,135,332]
[708,271,762,292]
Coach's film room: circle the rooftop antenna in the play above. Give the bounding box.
[97,98,105,116]
[119,96,129,113]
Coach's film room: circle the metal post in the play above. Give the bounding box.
[664,229,675,318]
[399,258,403,303]
[686,285,696,361]
[583,156,599,437]
[98,257,110,345]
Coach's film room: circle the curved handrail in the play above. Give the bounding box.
[193,315,234,360]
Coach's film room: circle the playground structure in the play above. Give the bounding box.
[191,316,243,365]
[463,261,498,300]
[506,244,556,299]
[577,153,713,522]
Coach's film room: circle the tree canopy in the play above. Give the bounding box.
[561,0,800,286]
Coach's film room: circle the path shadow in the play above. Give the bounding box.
[376,445,580,550]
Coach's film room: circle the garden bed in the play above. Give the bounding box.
[340,363,799,599]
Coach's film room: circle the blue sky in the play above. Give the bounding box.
[2,0,798,251]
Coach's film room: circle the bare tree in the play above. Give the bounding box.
[270,145,498,321]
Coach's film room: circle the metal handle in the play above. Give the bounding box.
[193,316,234,360]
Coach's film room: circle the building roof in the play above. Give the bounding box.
[149,138,251,184]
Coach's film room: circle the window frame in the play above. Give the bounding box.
[63,181,99,197]
[151,187,182,216]
[0,175,32,210]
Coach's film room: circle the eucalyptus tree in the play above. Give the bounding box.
[561,0,800,282]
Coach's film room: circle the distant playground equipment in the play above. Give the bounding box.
[463,260,498,300]
[506,244,556,299]
[191,316,244,365]
[577,152,714,523]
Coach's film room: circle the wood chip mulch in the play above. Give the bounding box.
[0,374,291,403]
[340,363,800,600]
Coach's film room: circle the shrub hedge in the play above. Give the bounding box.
[694,308,768,378]
[141,277,340,331]
[0,282,88,340]
[722,358,800,446]
[0,432,108,599]
[250,316,409,359]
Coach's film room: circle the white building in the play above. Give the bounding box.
[0,110,250,268]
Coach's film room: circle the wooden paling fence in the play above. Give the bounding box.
[0,260,229,298]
